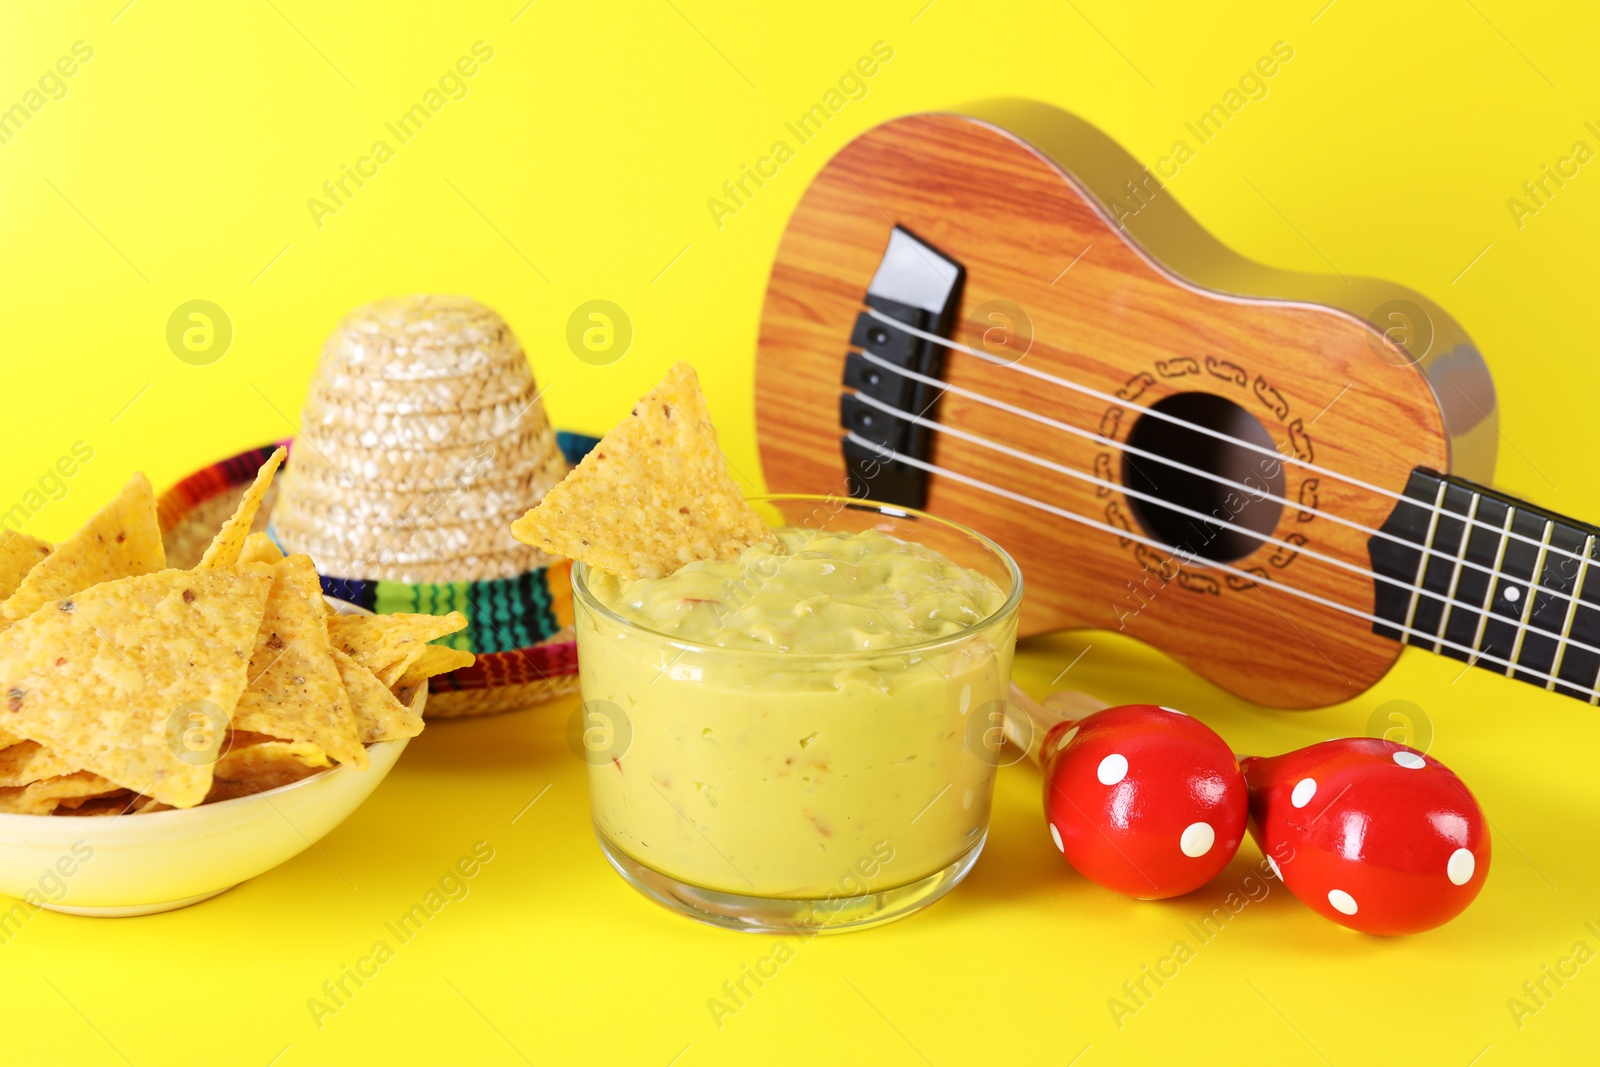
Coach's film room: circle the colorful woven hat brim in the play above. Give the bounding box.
[301,558,574,657]
[157,433,600,712]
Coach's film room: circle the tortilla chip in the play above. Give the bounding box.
[207,731,331,801]
[55,787,129,810]
[54,792,142,816]
[198,447,286,569]
[394,645,475,691]
[333,649,424,744]
[237,531,285,566]
[0,771,124,815]
[0,531,52,603]
[0,565,272,807]
[328,611,467,687]
[510,362,772,578]
[231,555,367,770]
[0,740,76,788]
[1,474,166,623]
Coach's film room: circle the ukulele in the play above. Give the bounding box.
[753,99,1600,710]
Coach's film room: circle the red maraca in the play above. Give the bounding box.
[1030,699,1248,899]
[1241,738,1490,935]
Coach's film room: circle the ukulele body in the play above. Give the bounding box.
[754,101,1498,709]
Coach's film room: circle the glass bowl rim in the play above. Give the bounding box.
[570,493,1024,661]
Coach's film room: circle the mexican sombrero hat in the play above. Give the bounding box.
[158,295,588,718]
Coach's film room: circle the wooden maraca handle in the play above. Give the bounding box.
[1005,682,1109,764]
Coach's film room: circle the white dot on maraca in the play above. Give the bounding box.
[1393,751,1425,770]
[1056,726,1079,752]
[1098,753,1129,786]
[1159,705,1187,716]
[1180,821,1214,858]
[1504,585,1520,603]
[1049,823,1064,853]
[1448,848,1475,886]
[1266,855,1283,879]
[1328,888,1359,915]
[1291,778,1317,808]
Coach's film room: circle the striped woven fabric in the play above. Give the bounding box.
[319,560,573,655]
[428,638,581,693]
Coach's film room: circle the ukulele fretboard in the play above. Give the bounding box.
[1370,468,1600,701]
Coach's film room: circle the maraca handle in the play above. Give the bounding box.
[1005,683,1110,765]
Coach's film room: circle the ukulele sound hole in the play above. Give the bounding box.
[1121,392,1285,565]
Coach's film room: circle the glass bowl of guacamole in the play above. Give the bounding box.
[571,495,1023,933]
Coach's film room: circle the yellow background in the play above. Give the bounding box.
[3,0,1598,1063]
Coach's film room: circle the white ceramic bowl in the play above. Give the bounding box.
[0,598,413,917]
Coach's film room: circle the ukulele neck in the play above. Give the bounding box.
[1370,468,1600,701]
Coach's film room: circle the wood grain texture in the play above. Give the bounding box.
[755,110,1457,709]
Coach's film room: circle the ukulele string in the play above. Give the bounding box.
[864,308,1594,573]
[856,349,1598,619]
[853,388,1600,665]
[844,430,1598,700]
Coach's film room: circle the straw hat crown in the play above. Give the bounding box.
[272,294,566,583]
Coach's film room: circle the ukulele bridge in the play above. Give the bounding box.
[839,225,964,508]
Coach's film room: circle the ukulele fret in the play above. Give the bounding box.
[1553,535,1600,702]
[1411,480,1475,652]
[1369,470,1438,644]
[1400,479,1451,648]
[1510,519,1594,689]
[1480,505,1544,674]
[1459,501,1516,669]
[1546,534,1595,697]
[1433,491,1482,655]
[1505,520,1555,679]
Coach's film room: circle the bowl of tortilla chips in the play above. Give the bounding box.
[0,451,469,915]
[0,704,412,917]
